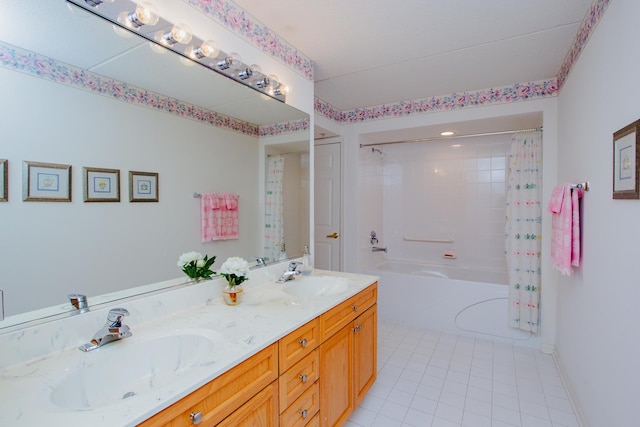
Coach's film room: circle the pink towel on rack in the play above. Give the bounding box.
[548,183,583,275]
[201,192,239,242]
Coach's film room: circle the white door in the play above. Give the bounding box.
[314,142,341,270]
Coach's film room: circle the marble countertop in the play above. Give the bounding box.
[0,267,377,427]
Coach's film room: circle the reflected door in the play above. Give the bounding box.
[314,142,341,270]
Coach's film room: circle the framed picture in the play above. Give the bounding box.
[613,119,640,199]
[23,161,72,202]
[0,159,7,202]
[129,171,158,202]
[83,167,120,202]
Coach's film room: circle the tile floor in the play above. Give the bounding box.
[347,320,580,427]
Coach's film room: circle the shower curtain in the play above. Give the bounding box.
[264,156,285,262]
[505,131,542,333]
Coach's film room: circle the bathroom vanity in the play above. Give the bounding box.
[0,265,377,427]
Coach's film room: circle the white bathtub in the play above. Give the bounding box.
[365,261,539,347]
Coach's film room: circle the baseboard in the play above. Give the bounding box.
[551,348,589,427]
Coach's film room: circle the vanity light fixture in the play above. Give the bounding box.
[160,23,192,46]
[66,0,286,102]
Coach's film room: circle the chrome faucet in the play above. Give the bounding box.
[79,308,132,352]
[253,257,267,267]
[277,261,303,283]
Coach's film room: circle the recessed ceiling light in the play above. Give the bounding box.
[440,131,455,136]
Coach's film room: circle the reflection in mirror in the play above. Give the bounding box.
[0,0,309,329]
[264,141,310,263]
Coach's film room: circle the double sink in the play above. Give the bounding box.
[44,275,351,411]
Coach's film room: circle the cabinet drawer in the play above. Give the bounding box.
[137,343,278,427]
[279,381,320,427]
[216,381,278,427]
[279,317,320,374]
[279,349,319,411]
[320,282,377,341]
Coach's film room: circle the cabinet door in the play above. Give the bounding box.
[216,381,278,427]
[319,325,353,427]
[354,305,377,405]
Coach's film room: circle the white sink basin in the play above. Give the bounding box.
[282,276,350,298]
[49,331,223,410]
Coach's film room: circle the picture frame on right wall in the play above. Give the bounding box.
[613,119,640,199]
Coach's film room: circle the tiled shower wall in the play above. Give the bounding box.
[361,134,512,274]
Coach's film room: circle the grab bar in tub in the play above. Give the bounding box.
[403,236,454,244]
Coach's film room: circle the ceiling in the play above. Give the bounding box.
[231,0,594,111]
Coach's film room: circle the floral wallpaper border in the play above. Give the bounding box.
[315,79,559,124]
[557,0,611,89]
[259,118,310,137]
[184,0,314,80]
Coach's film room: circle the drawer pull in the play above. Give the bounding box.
[299,338,308,347]
[353,304,358,311]
[352,326,358,333]
[300,409,308,419]
[299,373,308,383]
[189,411,203,425]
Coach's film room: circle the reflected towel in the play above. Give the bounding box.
[548,183,583,275]
[201,192,239,241]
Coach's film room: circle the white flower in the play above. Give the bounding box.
[177,251,202,267]
[220,256,250,277]
[196,259,205,268]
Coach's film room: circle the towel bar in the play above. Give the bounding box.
[403,236,454,244]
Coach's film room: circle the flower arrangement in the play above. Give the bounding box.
[177,251,216,281]
[220,256,250,287]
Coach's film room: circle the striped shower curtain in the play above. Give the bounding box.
[264,156,285,263]
[505,131,542,333]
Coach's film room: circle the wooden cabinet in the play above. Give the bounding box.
[319,283,378,427]
[353,304,377,406]
[137,343,278,427]
[139,282,377,427]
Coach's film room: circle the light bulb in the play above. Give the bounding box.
[188,40,219,59]
[217,52,242,70]
[267,74,280,89]
[238,64,261,80]
[119,2,159,29]
[162,23,192,45]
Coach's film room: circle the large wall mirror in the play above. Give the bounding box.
[0,0,310,328]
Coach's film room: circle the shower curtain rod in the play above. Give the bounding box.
[359,127,543,148]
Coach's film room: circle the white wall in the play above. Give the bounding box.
[0,67,261,316]
[359,134,511,273]
[556,1,640,425]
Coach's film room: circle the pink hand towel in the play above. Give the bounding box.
[201,192,239,242]
[548,183,582,275]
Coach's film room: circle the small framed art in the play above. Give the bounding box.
[0,159,7,202]
[613,119,640,199]
[83,167,120,202]
[129,171,158,202]
[23,161,72,202]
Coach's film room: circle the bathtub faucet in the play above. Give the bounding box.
[372,246,387,253]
